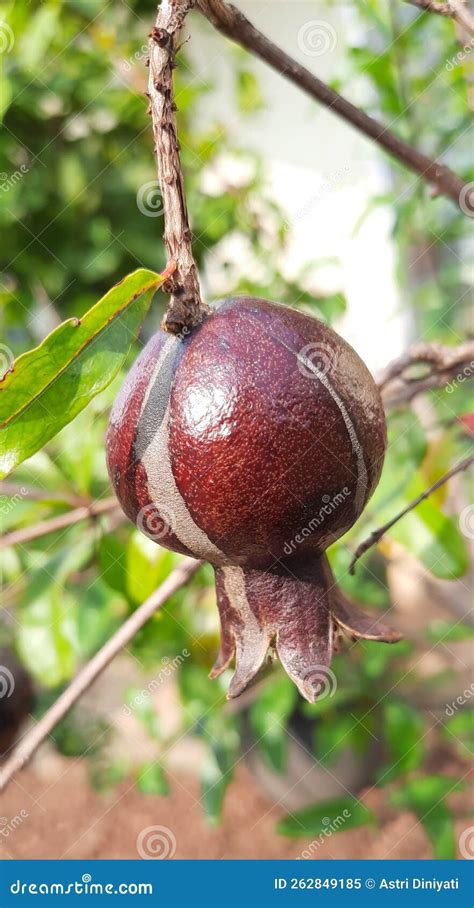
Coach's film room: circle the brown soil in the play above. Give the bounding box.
[0,752,470,860]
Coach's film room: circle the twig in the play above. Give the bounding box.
[0,482,85,506]
[148,0,209,335]
[349,455,474,574]
[378,340,474,408]
[0,556,201,792]
[407,0,474,36]
[197,0,468,206]
[0,498,120,549]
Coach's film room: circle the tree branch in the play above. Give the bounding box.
[148,0,209,335]
[0,498,121,550]
[407,0,474,36]
[349,454,474,574]
[197,0,468,206]
[378,340,474,410]
[0,556,201,792]
[378,339,474,408]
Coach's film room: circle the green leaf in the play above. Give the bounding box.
[389,477,468,579]
[420,803,457,859]
[137,761,170,796]
[390,776,463,859]
[76,578,126,658]
[200,713,240,824]
[0,268,166,478]
[378,701,425,784]
[98,532,128,594]
[442,712,474,758]
[126,532,176,604]
[16,535,94,686]
[277,796,374,838]
[200,751,233,825]
[250,674,298,773]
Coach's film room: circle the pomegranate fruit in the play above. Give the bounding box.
[107,296,401,701]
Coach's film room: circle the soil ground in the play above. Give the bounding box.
[0,751,470,860]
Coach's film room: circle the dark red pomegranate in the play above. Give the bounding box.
[107,296,401,701]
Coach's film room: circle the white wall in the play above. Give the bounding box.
[188,1,410,372]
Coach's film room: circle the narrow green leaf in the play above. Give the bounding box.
[277,796,374,838]
[378,701,425,783]
[200,751,234,825]
[420,803,457,860]
[200,713,240,824]
[250,674,298,773]
[0,268,166,478]
[390,776,462,859]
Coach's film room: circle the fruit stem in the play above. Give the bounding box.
[148,0,210,335]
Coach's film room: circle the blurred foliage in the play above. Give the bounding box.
[0,0,472,859]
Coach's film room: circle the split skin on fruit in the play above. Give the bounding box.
[106,296,401,702]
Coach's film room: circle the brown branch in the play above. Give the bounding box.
[349,454,474,574]
[148,0,209,335]
[197,0,469,207]
[0,482,85,506]
[0,556,201,792]
[407,0,474,36]
[378,340,474,408]
[0,498,121,549]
